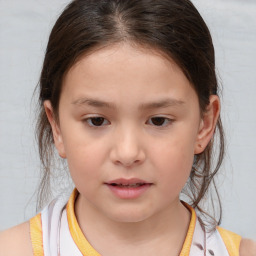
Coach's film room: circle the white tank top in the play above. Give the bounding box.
[30,189,241,256]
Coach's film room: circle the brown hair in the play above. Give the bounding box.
[36,0,224,227]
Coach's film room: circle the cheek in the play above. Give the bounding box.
[62,135,106,183]
[157,147,193,181]
[151,135,195,192]
[67,147,103,198]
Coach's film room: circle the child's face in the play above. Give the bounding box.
[45,43,217,223]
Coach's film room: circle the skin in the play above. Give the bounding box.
[45,43,220,255]
[0,222,33,256]
[0,43,254,255]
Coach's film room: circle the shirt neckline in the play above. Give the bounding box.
[66,188,196,256]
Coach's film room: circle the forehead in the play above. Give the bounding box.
[61,43,198,108]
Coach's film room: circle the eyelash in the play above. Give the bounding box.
[83,116,173,128]
[84,117,110,127]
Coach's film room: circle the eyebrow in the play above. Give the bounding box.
[72,97,184,110]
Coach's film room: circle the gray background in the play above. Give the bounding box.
[0,0,255,239]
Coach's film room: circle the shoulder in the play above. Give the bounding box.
[0,221,33,256]
[240,238,256,256]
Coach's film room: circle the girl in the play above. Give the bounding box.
[0,0,255,255]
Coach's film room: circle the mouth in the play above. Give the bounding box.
[105,178,153,199]
[109,183,148,188]
[105,178,152,187]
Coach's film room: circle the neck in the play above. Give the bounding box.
[74,193,191,256]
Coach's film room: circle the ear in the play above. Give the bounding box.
[44,100,66,158]
[194,95,220,154]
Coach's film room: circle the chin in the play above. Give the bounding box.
[105,207,152,223]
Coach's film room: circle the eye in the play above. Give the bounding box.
[84,117,110,127]
[147,117,172,127]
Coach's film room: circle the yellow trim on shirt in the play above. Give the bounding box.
[67,189,101,256]
[179,202,196,256]
[30,213,44,256]
[66,189,196,256]
[217,226,241,256]
[29,189,242,256]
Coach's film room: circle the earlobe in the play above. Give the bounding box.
[194,95,220,154]
[44,100,66,158]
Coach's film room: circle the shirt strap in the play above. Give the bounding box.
[217,226,241,256]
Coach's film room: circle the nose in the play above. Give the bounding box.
[110,125,146,167]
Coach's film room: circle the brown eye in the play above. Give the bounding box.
[148,117,172,127]
[86,117,109,127]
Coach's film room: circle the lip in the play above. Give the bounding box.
[105,178,153,199]
[106,178,150,185]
